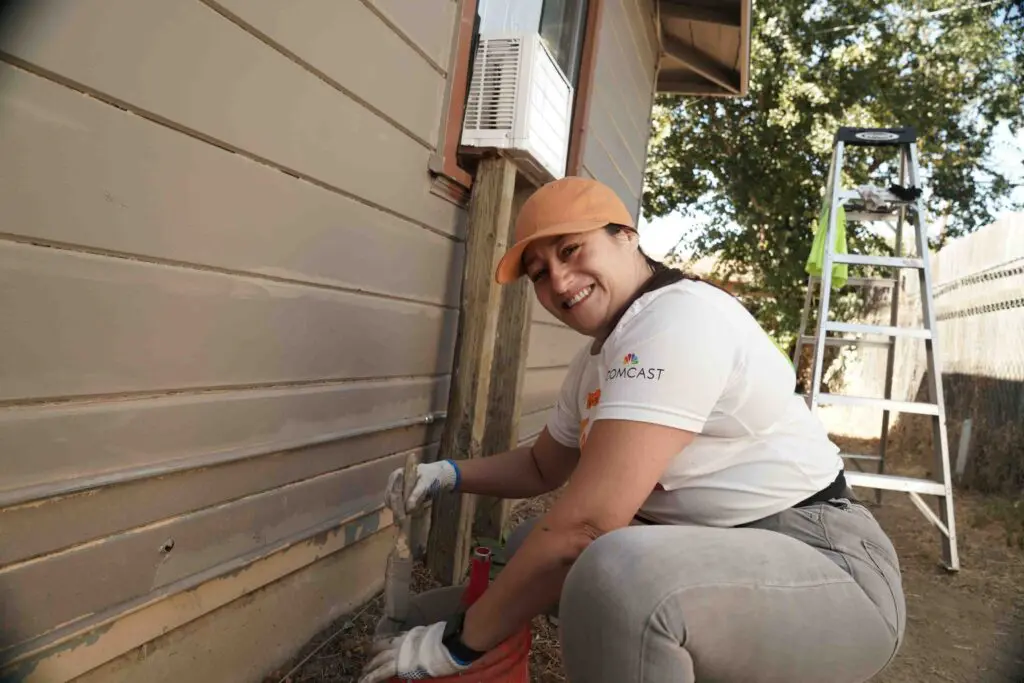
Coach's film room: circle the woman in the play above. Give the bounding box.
[360,177,905,683]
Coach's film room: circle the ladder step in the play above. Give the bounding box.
[846,211,899,223]
[841,453,883,462]
[823,322,932,339]
[810,275,896,288]
[798,335,891,349]
[814,393,940,415]
[845,471,946,496]
[832,254,924,268]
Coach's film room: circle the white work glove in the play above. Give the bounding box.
[358,622,469,683]
[383,459,459,517]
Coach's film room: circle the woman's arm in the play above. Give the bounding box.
[460,418,695,650]
[454,428,580,499]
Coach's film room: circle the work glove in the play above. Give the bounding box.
[358,622,469,683]
[383,459,459,517]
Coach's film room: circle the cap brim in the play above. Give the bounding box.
[494,219,612,284]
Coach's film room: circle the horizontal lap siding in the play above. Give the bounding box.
[0,0,464,673]
[521,367,566,416]
[0,242,458,401]
[206,0,446,147]
[0,378,446,500]
[73,530,396,683]
[0,412,444,566]
[7,518,397,683]
[519,0,657,443]
[0,64,463,305]
[366,0,456,72]
[580,0,658,215]
[0,0,460,234]
[0,452,411,651]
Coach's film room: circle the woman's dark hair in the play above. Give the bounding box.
[591,223,736,340]
[604,223,710,286]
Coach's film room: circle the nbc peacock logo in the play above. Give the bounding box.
[608,352,664,381]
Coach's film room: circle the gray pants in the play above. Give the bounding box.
[507,495,905,682]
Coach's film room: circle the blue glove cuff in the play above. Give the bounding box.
[445,459,462,491]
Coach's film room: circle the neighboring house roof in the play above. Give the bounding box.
[655,0,752,97]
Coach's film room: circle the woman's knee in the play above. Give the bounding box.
[561,527,641,619]
[559,528,668,679]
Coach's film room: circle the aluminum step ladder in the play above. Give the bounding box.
[794,126,959,571]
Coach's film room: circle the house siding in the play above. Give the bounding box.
[0,0,462,679]
[518,0,659,445]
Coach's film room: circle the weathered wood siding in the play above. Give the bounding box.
[518,0,659,444]
[0,0,461,679]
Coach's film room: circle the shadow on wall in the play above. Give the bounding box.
[886,371,1024,496]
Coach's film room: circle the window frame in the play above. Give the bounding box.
[432,0,602,198]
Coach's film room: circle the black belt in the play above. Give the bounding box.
[632,469,850,526]
[793,469,849,508]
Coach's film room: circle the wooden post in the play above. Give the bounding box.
[427,155,519,585]
[473,184,535,542]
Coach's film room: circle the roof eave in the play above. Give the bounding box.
[654,0,752,98]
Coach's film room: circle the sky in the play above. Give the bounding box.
[638,121,1024,262]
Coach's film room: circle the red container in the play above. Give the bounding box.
[461,547,492,608]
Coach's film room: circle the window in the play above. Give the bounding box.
[432,0,599,201]
[539,0,589,87]
[474,0,589,85]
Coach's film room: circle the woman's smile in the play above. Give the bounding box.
[562,285,595,310]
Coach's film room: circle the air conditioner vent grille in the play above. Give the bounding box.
[464,38,521,131]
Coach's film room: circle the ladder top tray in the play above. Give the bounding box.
[835,126,917,146]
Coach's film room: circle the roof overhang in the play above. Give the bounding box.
[655,0,752,97]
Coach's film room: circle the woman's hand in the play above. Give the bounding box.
[358,622,469,683]
[383,460,459,516]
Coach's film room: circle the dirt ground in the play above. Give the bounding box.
[267,436,1024,683]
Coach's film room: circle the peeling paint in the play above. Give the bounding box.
[0,621,114,683]
[309,522,343,548]
[344,511,382,546]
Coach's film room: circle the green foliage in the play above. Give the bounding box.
[644,0,1024,346]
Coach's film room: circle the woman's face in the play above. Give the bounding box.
[523,228,645,337]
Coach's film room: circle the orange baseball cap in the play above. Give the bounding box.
[494,176,635,284]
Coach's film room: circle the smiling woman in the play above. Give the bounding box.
[363,177,908,683]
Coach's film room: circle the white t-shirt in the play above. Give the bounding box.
[546,279,843,527]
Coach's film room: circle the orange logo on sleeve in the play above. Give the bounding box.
[586,389,601,409]
[578,418,590,450]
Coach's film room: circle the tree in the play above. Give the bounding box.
[643,0,1024,348]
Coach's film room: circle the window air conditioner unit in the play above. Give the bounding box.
[461,33,574,184]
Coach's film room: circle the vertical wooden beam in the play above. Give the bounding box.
[427,155,519,585]
[473,183,535,542]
